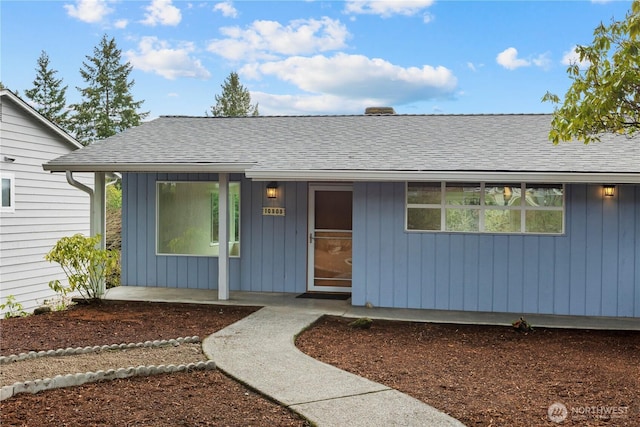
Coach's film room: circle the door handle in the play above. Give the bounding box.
[309,233,314,244]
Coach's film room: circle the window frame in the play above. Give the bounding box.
[1,173,15,213]
[155,180,241,257]
[406,182,565,235]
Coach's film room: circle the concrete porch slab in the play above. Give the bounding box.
[104,286,640,330]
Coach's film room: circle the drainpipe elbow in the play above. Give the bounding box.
[66,171,93,196]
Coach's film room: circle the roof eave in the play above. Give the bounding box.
[246,170,640,184]
[43,162,256,173]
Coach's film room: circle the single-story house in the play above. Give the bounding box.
[0,89,92,315]
[44,113,640,318]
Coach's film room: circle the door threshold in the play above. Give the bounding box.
[296,292,351,300]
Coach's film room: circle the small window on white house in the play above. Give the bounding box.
[156,181,241,257]
[1,173,15,212]
[407,182,564,234]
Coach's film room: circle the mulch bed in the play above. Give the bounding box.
[0,300,309,426]
[2,301,638,426]
[0,300,258,355]
[296,315,640,426]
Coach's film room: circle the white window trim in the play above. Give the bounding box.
[406,182,565,235]
[1,173,15,213]
[155,180,241,258]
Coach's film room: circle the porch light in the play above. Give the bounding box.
[266,182,278,199]
[603,185,615,197]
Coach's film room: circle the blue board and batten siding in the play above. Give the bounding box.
[352,182,639,318]
[122,173,639,318]
[121,173,307,293]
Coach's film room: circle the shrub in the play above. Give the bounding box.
[0,295,28,319]
[349,317,373,329]
[106,181,122,212]
[512,317,534,333]
[45,234,118,301]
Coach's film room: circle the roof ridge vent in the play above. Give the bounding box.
[365,107,396,115]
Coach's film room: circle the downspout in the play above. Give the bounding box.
[66,171,116,239]
[66,170,93,194]
[65,170,107,297]
[66,171,95,235]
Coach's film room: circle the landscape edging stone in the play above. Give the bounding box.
[0,336,212,401]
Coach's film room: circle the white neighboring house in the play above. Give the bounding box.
[0,89,91,315]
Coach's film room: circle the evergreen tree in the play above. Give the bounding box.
[24,51,70,130]
[70,35,148,145]
[0,82,19,95]
[210,71,259,117]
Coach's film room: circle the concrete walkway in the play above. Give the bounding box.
[104,287,639,426]
[201,305,465,427]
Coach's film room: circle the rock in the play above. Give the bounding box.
[33,306,52,315]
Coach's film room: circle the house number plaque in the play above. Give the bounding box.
[262,207,286,216]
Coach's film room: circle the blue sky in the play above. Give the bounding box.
[1,0,633,118]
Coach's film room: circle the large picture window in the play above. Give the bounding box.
[407,182,564,234]
[157,181,240,256]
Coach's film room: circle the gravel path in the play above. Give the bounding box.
[0,343,206,385]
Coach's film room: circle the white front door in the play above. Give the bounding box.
[307,184,353,293]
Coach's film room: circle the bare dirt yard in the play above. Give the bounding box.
[1,300,638,426]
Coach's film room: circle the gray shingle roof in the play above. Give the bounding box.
[44,114,640,181]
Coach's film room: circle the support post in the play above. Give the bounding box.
[218,173,229,300]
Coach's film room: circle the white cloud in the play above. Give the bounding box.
[213,1,238,18]
[250,92,370,115]
[114,19,128,29]
[496,48,553,71]
[532,52,552,70]
[141,0,181,26]
[562,46,590,68]
[126,37,210,80]
[64,0,112,23]
[242,53,457,107]
[344,0,435,17]
[467,62,484,72]
[207,17,350,61]
[496,47,530,70]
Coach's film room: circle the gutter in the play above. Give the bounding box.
[246,170,640,184]
[45,162,255,173]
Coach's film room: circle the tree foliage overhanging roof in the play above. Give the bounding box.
[543,0,640,144]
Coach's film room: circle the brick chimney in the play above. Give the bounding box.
[364,107,396,115]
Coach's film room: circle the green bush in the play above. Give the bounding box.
[0,295,28,319]
[106,251,121,288]
[45,234,118,301]
[349,317,373,329]
[106,183,122,212]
